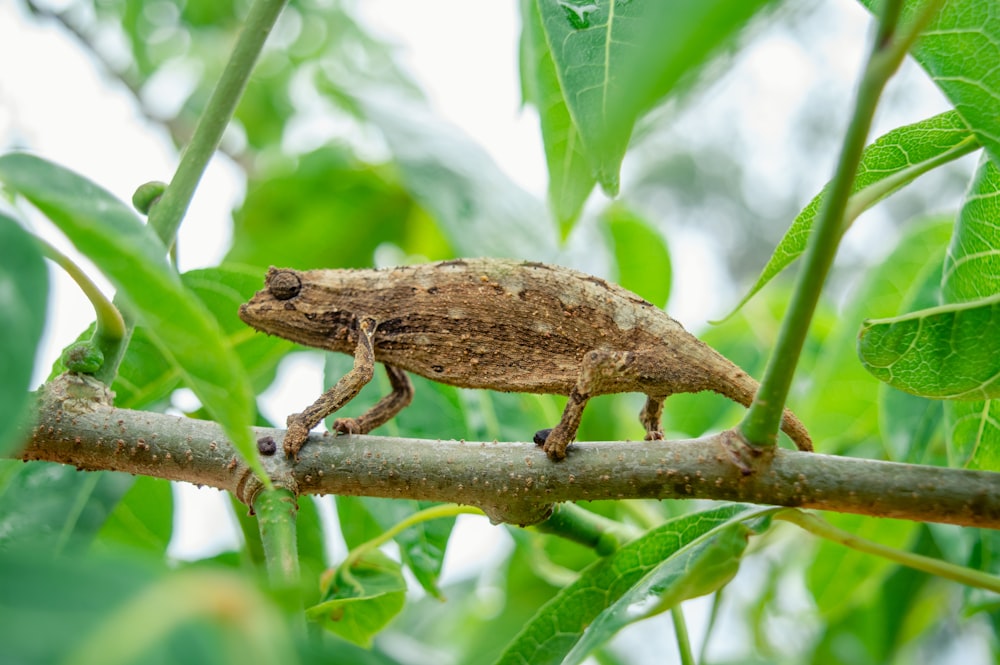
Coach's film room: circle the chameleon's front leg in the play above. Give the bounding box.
[539,350,630,461]
[284,317,377,459]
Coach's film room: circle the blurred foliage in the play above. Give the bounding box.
[4,0,1000,663]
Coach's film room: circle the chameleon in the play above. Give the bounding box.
[238,258,812,461]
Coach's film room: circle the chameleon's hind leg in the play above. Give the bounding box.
[540,349,631,461]
[333,364,413,435]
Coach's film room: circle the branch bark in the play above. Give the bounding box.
[20,375,1000,528]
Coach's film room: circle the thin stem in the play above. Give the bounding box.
[672,605,696,665]
[254,488,302,606]
[777,509,1000,593]
[36,237,125,343]
[342,504,484,572]
[145,0,288,247]
[533,504,639,554]
[97,0,288,384]
[698,590,724,664]
[740,0,943,446]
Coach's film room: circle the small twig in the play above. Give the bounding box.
[671,605,695,665]
[777,508,1000,593]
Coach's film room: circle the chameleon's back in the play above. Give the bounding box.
[240,258,685,395]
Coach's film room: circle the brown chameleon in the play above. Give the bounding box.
[238,258,812,460]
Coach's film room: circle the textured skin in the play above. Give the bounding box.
[239,258,812,459]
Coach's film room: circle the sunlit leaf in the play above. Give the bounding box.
[0,153,265,481]
[0,212,47,456]
[940,155,1000,470]
[877,252,948,464]
[727,111,976,318]
[857,0,1000,167]
[858,293,1000,400]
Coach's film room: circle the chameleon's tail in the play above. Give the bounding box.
[777,407,813,452]
[702,352,813,452]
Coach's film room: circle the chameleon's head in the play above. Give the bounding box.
[239,267,354,351]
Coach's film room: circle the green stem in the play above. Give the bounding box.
[342,504,484,572]
[97,0,288,383]
[534,503,639,554]
[36,237,125,344]
[777,509,1000,593]
[254,488,301,601]
[740,0,944,447]
[698,590,724,664]
[671,605,696,665]
[146,0,287,246]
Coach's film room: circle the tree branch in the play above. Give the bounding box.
[19,374,1000,528]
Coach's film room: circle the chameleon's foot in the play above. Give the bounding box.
[533,428,552,446]
[283,415,311,460]
[332,417,363,435]
[539,427,571,461]
[644,430,665,441]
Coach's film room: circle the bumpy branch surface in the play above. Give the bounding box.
[20,375,1000,528]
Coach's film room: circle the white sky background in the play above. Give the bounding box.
[0,1,979,662]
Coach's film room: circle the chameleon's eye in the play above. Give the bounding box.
[267,269,302,300]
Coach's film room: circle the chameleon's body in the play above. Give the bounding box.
[239,258,812,460]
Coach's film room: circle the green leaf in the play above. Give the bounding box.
[600,203,671,308]
[0,460,134,552]
[877,257,949,464]
[564,516,760,665]
[494,504,776,665]
[942,156,1000,302]
[92,476,174,555]
[337,496,453,599]
[727,111,977,317]
[941,155,1000,470]
[533,0,776,196]
[0,212,48,456]
[858,293,1000,400]
[0,546,295,665]
[0,153,265,481]
[856,0,1000,168]
[308,549,407,647]
[520,0,597,235]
